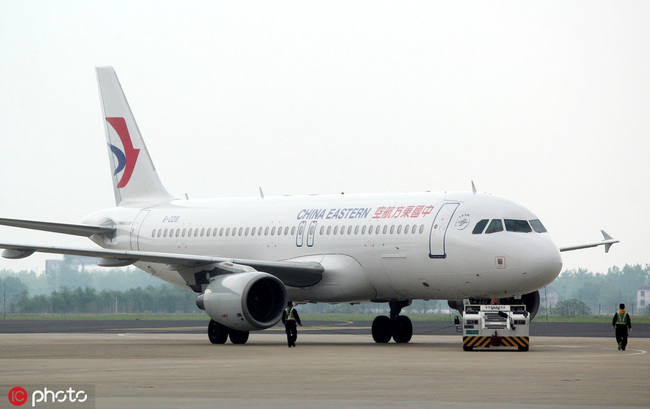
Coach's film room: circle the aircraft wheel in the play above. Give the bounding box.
[208,319,228,344]
[463,345,473,351]
[518,346,529,352]
[372,315,392,343]
[392,316,412,344]
[229,329,250,345]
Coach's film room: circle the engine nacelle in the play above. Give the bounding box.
[196,271,287,332]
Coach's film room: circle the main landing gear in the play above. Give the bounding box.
[371,300,413,344]
[208,319,250,345]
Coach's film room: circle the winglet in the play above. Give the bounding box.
[471,181,477,195]
[601,230,616,253]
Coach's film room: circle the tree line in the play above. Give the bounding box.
[548,264,650,315]
[8,285,200,314]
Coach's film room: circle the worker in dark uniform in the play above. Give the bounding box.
[282,301,302,347]
[612,303,632,351]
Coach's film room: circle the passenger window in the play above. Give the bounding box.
[504,219,532,233]
[271,227,276,236]
[397,225,402,234]
[163,229,168,238]
[354,225,359,235]
[291,226,296,235]
[362,225,367,235]
[320,226,324,235]
[340,226,345,235]
[383,225,388,234]
[348,226,353,235]
[411,225,417,234]
[485,219,504,234]
[368,225,374,234]
[390,225,395,234]
[472,219,489,234]
[201,228,205,237]
[251,227,256,236]
[245,227,250,236]
[265,227,269,236]
[529,219,547,233]
[333,226,339,235]
[176,229,181,238]
[419,224,424,234]
[284,226,289,235]
[327,226,332,235]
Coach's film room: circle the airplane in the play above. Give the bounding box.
[0,66,618,345]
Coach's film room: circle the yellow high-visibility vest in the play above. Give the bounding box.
[285,307,296,321]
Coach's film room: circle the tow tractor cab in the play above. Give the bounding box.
[458,303,530,351]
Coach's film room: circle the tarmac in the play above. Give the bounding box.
[1,320,649,408]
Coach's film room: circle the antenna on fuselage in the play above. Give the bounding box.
[471,181,477,195]
[259,186,265,199]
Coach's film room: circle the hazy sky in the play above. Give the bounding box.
[1,1,648,275]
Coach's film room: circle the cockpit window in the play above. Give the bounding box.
[472,219,489,234]
[529,219,547,233]
[504,219,532,233]
[485,219,504,234]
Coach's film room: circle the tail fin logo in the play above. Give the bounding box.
[106,117,140,188]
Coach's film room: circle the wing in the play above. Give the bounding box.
[0,242,323,288]
[0,217,115,237]
[559,230,619,253]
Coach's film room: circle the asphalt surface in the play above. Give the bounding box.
[3,332,649,409]
[0,318,648,338]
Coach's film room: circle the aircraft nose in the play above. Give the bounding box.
[522,236,563,289]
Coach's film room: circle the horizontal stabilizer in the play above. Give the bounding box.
[559,230,619,253]
[0,218,115,237]
[0,242,323,288]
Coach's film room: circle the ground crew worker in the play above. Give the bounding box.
[612,303,632,351]
[282,301,302,347]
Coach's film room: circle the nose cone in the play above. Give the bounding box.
[521,235,563,290]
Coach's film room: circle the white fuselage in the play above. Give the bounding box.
[83,190,563,303]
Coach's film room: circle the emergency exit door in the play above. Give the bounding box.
[428,203,459,258]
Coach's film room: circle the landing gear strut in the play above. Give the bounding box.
[371,300,412,344]
[208,319,250,345]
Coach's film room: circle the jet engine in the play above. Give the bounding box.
[196,271,287,332]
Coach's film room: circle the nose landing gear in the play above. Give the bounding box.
[371,299,413,343]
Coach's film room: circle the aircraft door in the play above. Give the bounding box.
[130,210,151,250]
[428,203,460,259]
[307,221,317,247]
[296,221,306,247]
